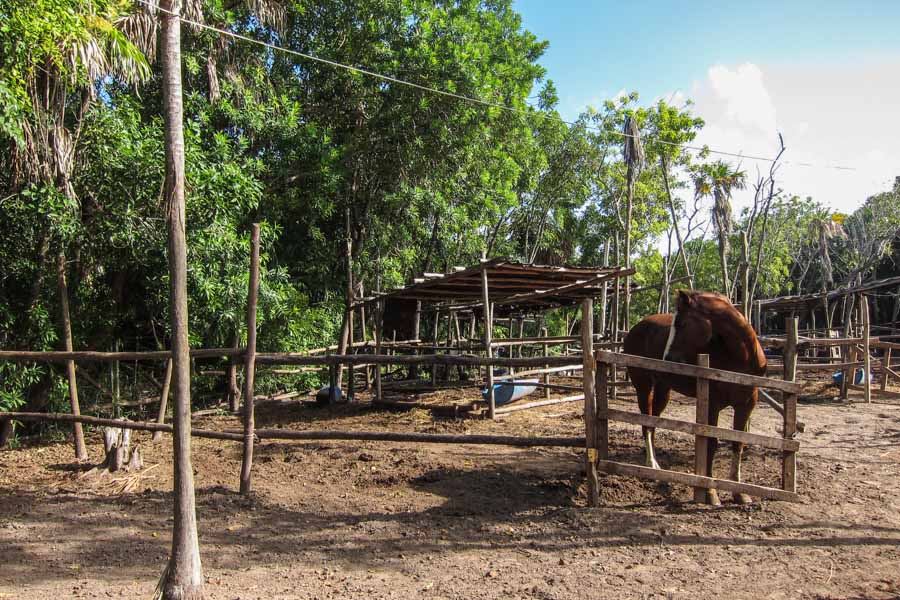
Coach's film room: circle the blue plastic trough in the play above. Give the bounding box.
[315,386,343,405]
[832,369,871,386]
[483,379,539,407]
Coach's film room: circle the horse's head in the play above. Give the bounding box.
[663,290,725,364]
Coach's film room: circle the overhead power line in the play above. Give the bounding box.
[140,0,857,172]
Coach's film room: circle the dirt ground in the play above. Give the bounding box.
[2,376,900,600]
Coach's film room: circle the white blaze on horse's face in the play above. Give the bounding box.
[663,309,678,360]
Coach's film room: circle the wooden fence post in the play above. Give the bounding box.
[754,300,762,335]
[57,254,88,460]
[542,328,551,400]
[152,358,173,442]
[840,296,855,400]
[862,295,871,403]
[375,300,383,402]
[481,265,496,419]
[431,310,440,386]
[581,298,599,507]
[782,391,797,494]
[599,240,609,336]
[784,316,799,382]
[347,306,355,402]
[239,223,260,495]
[882,347,893,392]
[596,361,609,462]
[693,354,710,503]
[226,332,241,413]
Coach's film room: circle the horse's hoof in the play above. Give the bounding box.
[734,493,753,505]
[706,489,722,506]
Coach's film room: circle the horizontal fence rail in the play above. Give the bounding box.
[595,460,799,503]
[593,350,803,394]
[0,412,585,448]
[601,408,800,452]
[0,350,582,369]
[0,348,243,363]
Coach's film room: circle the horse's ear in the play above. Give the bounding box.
[676,289,693,311]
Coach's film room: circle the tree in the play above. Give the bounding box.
[692,160,746,298]
[155,0,204,598]
[0,0,151,442]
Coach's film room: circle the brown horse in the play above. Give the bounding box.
[623,290,767,505]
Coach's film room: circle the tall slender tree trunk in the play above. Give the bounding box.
[739,232,750,319]
[335,205,354,398]
[660,155,693,286]
[157,1,204,597]
[624,164,634,330]
[717,232,730,297]
[57,253,88,460]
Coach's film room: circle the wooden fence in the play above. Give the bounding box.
[1,298,805,506]
[582,350,803,504]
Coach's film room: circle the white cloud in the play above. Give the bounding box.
[687,60,899,215]
[705,63,777,135]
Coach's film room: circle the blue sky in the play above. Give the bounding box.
[514,1,900,119]
[511,2,900,216]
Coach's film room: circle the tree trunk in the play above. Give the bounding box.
[57,253,88,461]
[334,205,354,397]
[740,232,750,319]
[717,232,730,298]
[660,155,693,286]
[599,240,609,335]
[157,2,205,597]
[239,224,260,494]
[344,206,355,401]
[624,164,634,330]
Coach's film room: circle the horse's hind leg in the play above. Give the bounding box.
[730,402,754,505]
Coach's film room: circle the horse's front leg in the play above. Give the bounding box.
[730,403,754,505]
[641,382,670,469]
[704,406,722,506]
[642,426,660,470]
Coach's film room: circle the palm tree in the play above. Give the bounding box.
[806,215,845,331]
[154,4,206,596]
[9,0,153,313]
[807,216,844,291]
[693,161,746,298]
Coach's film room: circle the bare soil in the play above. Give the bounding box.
[2,377,900,599]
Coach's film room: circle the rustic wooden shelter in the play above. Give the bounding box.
[356,258,632,312]
[753,275,900,321]
[752,275,900,402]
[347,259,633,417]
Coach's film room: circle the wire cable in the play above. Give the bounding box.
[140,0,857,171]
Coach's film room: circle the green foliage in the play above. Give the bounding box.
[1,0,896,424]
